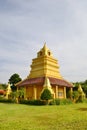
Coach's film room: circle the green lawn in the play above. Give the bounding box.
[0,103,87,130]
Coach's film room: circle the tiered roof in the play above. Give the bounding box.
[16,43,73,88]
[17,77,73,87]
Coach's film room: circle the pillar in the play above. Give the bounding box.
[55,86,58,98]
[64,87,66,99]
[34,86,37,100]
[16,87,19,103]
[70,87,73,100]
[70,87,73,92]
[24,87,26,99]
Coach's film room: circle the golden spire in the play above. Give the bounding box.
[5,83,12,99]
[42,42,48,55]
[43,77,51,88]
[44,42,46,46]
[43,42,47,49]
[43,77,54,95]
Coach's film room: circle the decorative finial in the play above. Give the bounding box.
[43,42,46,48]
[44,42,46,45]
[43,77,54,95]
[43,77,51,88]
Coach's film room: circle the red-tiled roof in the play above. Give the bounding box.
[49,77,73,87]
[17,77,73,88]
[17,77,44,87]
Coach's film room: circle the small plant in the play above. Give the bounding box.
[48,98,73,105]
[40,88,52,104]
[60,99,73,105]
[55,99,60,105]
[72,91,79,102]
[49,99,56,105]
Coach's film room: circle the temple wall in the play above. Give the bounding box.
[26,85,43,100]
[25,85,66,100]
[26,86,33,100]
[52,86,65,99]
[36,85,43,99]
[58,87,65,99]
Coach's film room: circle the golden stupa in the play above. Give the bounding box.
[16,43,73,100]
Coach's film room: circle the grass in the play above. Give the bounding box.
[0,103,87,130]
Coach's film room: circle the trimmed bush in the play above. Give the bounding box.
[40,89,52,104]
[60,99,73,105]
[19,99,46,106]
[49,99,56,105]
[33,100,46,105]
[83,98,87,103]
[48,99,73,105]
[0,97,16,103]
[55,99,60,105]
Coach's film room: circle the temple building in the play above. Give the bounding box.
[16,43,73,100]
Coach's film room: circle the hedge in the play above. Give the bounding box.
[0,97,16,103]
[49,99,73,105]
[19,99,47,105]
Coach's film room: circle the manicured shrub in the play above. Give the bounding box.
[67,90,73,99]
[33,100,46,105]
[49,99,56,105]
[40,88,52,104]
[19,99,28,104]
[49,99,60,105]
[60,99,73,105]
[83,98,87,103]
[0,97,16,103]
[19,99,46,105]
[72,91,79,103]
[49,99,73,105]
[55,99,60,105]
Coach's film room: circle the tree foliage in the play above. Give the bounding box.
[9,73,22,92]
[9,73,22,85]
[40,88,52,103]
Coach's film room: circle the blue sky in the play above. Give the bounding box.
[0,0,87,83]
